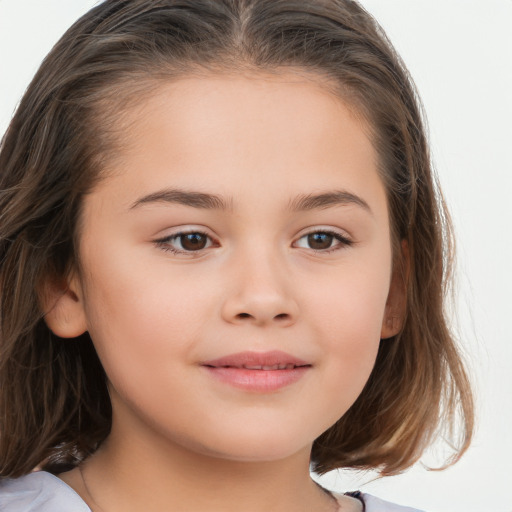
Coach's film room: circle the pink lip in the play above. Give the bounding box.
[201,350,311,392]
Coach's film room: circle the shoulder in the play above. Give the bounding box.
[361,493,426,512]
[332,491,426,512]
[0,471,91,512]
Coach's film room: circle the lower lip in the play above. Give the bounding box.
[202,366,310,392]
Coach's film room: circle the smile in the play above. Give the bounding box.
[201,351,311,392]
[225,363,302,370]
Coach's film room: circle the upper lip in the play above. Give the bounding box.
[202,350,311,370]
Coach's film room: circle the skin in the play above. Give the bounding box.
[46,71,404,512]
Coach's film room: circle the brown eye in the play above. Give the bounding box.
[180,233,208,251]
[294,230,352,253]
[155,230,215,255]
[307,232,334,250]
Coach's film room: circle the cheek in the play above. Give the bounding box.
[79,241,227,401]
[303,262,390,412]
[80,266,211,435]
[307,257,390,340]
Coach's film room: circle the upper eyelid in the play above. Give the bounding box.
[154,226,215,239]
[156,230,216,244]
[295,226,353,241]
[154,226,351,240]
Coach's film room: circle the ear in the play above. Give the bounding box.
[39,269,88,338]
[380,240,409,340]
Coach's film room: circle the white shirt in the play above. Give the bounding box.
[0,471,426,511]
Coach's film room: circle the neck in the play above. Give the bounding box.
[63,416,337,512]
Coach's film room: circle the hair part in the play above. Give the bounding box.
[0,0,473,477]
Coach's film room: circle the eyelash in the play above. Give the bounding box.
[294,230,353,253]
[154,230,216,256]
[154,229,353,256]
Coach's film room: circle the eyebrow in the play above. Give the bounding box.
[130,189,233,211]
[288,190,372,214]
[129,188,371,214]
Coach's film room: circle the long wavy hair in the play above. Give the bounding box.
[0,0,473,477]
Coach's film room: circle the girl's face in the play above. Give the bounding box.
[63,72,400,462]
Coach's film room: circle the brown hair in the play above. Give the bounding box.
[0,0,473,478]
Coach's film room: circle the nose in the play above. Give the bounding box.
[220,249,299,328]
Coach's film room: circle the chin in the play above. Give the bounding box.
[188,427,314,464]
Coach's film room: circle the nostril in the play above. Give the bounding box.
[230,311,294,324]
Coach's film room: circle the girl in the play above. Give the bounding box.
[0,1,474,511]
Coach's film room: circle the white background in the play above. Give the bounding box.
[1,1,511,511]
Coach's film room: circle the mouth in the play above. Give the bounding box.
[209,363,306,370]
[201,351,311,392]
[202,350,310,369]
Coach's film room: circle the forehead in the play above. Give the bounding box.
[87,71,384,218]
